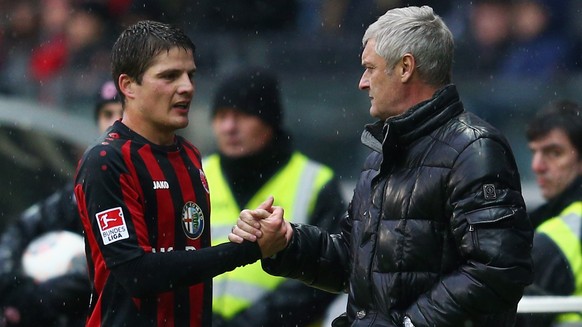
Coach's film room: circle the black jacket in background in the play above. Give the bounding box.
[0,181,89,327]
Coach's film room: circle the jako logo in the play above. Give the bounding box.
[153,181,169,190]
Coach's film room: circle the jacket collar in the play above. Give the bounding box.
[529,175,582,228]
[361,84,463,153]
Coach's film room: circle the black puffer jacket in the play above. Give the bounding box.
[263,85,533,327]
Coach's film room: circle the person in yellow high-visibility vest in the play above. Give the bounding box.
[516,100,582,327]
[205,67,347,327]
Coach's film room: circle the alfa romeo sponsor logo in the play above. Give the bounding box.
[182,201,204,240]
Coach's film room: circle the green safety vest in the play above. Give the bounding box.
[203,151,335,319]
[536,201,582,323]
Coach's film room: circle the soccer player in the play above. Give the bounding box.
[74,20,264,326]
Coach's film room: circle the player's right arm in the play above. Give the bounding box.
[75,143,262,297]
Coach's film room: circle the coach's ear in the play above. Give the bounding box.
[400,53,415,83]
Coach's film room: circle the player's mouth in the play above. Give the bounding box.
[173,101,190,111]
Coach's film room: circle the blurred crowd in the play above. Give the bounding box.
[1,0,581,118]
[453,0,581,80]
[0,0,167,113]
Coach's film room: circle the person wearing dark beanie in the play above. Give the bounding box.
[212,67,283,133]
[204,67,346,327]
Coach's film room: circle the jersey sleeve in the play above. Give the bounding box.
[75,143,146,268]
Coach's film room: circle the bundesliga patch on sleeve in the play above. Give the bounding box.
[96,207,129,245]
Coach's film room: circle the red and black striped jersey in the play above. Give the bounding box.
[74,121,260,327]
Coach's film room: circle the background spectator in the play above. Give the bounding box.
[515,100,582,326]
[454,0,513,79]
[206,67,345,327]
[0,81,122,327]
[499,0,576,80]
[0,0,40,97]
[188,0,299,75]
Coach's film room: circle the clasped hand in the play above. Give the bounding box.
[228,196,292,258]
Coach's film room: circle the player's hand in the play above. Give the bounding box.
[229,196,292,258]
[229,196,274,243]
[256,205,292,258]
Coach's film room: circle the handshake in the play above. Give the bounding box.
[228,196,293,258]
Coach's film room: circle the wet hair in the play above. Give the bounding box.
[362,6,454,86]
[110,20,195,103]
[526,99,582,158]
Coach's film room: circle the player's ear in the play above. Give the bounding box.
[119,74,135,100]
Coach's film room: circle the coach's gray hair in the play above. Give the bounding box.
[362,6,453,86]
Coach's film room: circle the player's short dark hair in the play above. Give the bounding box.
[110,20,195,103]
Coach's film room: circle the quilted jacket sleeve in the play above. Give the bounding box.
[262,207,352,294]
[405,136,534,326]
